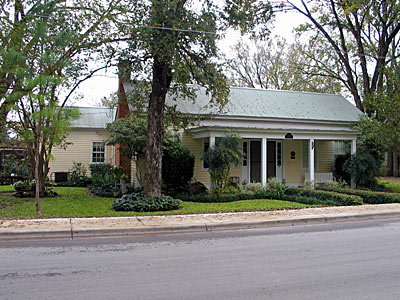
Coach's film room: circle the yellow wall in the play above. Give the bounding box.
[182,133,210,186]
[49,130,114,177]
[284,140,334,185]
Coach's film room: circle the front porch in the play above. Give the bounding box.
[187,128,358,188]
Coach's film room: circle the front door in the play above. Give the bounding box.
[250,141,261,182]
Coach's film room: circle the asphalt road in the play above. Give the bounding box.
[1,219,400,300]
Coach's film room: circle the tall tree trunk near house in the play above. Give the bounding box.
[35,127,42,217]
[144,57,172,197]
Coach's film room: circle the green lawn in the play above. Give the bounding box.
[0,185,14,192]
[379,180,400,193]
[0,186,312,218]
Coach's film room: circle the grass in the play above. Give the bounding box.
[0,186,313,218]
[0,185,14,192]
[379,180,400,193]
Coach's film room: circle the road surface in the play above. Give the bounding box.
[1,219,400,299]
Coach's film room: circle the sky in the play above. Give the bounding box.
[72,7,307,108]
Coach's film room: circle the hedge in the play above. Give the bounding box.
[176,188,363,206]
[285,187,363,206]
[317,186,400,204]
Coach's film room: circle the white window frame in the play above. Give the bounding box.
[91,141,107,164]
[301,140,318,170]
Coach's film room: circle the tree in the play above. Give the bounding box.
[122,0,273,197]
[285,0,400,113]
[106,116,148,186]
[2,0,124,216]
[226,37,343,93]
[203,134,243,189]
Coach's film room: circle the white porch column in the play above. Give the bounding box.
[261,138,267,186]
[209,135,216,147]
[309,139,315,188]
[351,138,357,189]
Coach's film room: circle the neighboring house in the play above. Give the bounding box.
[121,83,363,188]
[49,107,116,182]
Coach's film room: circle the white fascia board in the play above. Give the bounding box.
[196,118,357,132]
[190,127,360,140]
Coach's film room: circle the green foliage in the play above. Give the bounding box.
[343,152,382,189]
[0,156,28,180]
[89,164,114,177]
[89,174,118,198]
[68,162,91,187]
[203,134,243,189]
[112,192,181,212]
[318,186,400,204]
[106,116,148,160]
[113,166,125,182]
[285,187,363,206]
[323,179,349,189]
[13,181,31,192]
[162,138,195,194]
[266,177,287,198]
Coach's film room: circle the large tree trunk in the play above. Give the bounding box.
[144,57,172,197]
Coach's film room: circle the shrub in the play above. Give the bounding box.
[112,192,181,212]
[285,187,363,206]
[267,177,287,198]
[13,180,31,191]
[343,152,381,189]
[242,182,265,194]
[323,179,349,189]
[318,186,400,204]
[89,174,118,197]
[89,163,114,177]
[68,162,91,187]
[162,139,195,194]
[203,134,242,188]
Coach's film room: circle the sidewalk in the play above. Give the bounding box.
[1,204,400,241]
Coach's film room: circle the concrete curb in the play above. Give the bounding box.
[1,210,400,241]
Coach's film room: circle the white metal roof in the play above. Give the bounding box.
[123,83,362,123]
[70,107,115,129]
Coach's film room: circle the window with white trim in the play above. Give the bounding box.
[302,140,318,170]
[91,141,106,163]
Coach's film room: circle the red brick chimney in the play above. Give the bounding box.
[116,60,131,176]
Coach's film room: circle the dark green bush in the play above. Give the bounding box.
[68,162,91,187]
[89,163,114,177]
[318,186,400,204]
[89,174,118,197]
[285,187,363,206]
[112,192,181,212]
[343,152,382,190]
[162,139,195,194]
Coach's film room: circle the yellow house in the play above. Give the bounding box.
[49,107,116,181]
[121,84,362,188]
[50,85,362,188]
